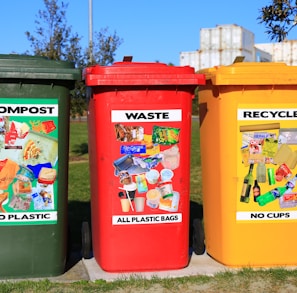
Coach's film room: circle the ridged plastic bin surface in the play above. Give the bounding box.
[198,62,297,267]
[0,55,80,278]
[85,61,205,272]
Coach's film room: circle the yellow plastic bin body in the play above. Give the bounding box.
[198,62,297,267]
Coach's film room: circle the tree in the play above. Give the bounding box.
[89,28,123,66]
[25,0,123,118]
[258,0,297,42]
[25,0,83,64]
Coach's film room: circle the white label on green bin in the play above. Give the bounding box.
[237,105,297,222]
[0,98,58,226]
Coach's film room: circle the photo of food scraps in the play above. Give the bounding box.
[0,163,57,213]
[0,116,58,215]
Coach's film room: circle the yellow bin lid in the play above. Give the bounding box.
[198,62,297,85]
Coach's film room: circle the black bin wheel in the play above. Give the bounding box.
[81,221,92,259]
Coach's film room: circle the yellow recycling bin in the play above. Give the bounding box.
[198,62,297,267]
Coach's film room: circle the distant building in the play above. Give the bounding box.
[180,24,297,71]
[255,41,297,66]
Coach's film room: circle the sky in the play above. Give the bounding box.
[1,0,275,65]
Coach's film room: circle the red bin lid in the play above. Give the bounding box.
[83,61,205,86]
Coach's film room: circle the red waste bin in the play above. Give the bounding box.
[84,60,205,272]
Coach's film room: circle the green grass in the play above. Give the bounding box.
[3,268,297,292]
[69,121,89,161]
[190,120,202,203]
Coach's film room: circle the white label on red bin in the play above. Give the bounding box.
[111,109,182,123]
[112,213,182,225]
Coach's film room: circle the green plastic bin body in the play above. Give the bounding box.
[0,55,80,278]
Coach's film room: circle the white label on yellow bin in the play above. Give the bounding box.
[111,109,182,122]
[237,105,297,222]
[238,108,297,121]
[236,211,297,221]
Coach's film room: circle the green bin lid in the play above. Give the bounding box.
[0,54,81,81]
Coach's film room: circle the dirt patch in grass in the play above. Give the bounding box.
[69,156,89,163]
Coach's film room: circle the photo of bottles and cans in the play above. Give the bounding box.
[239,122,297,209]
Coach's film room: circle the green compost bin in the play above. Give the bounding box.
[0,54,80,279]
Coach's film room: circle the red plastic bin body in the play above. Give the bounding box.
[85,61,205,272]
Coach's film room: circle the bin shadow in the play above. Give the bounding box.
[189,200,205,258]
[66,200,91,270]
